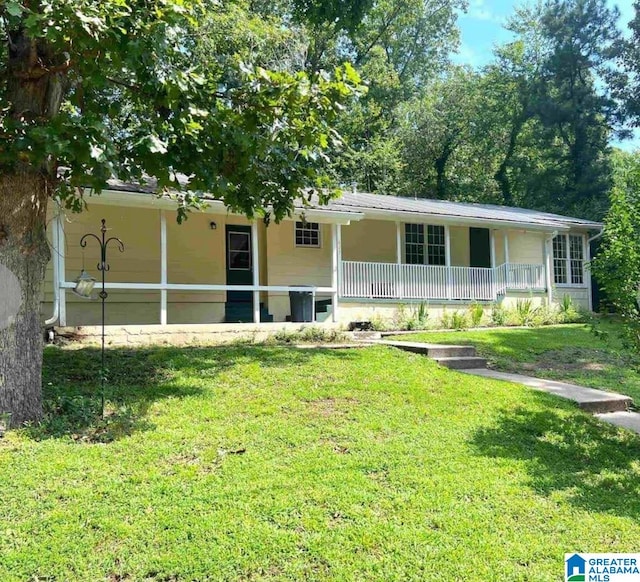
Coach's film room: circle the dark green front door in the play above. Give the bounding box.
[226,225,253,303]
[469,227,491,268]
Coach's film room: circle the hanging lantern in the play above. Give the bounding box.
[72,270,96,299]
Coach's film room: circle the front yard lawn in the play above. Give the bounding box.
[390,322,640,404]
[1,343,640,580]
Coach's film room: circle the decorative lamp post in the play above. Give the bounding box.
[78,219,124,417]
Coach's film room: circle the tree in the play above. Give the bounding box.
[324,0,464,193]
[591,151,640,350]
[531,0,620,218]
[611,0,640,127]
[0,0,361,425]
[480,4,547,207]
[397,67,500,201]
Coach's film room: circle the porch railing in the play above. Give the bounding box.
[340,261,546,302]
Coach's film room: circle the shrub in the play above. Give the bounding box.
[395,302,430,331]
[490,303,507,326]
[450,310,469,330]
[558,294,584,323]
[468,303,484,327]
[268,327,347,344]
[515,299,536,326]
[440,309,452,329]
[532,304,560,326]
[369,314,391,332]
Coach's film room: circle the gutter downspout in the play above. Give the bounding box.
[587,227,604,244]
[45,205,60,326]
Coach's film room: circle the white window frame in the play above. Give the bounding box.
[404,223,447,265]
[294,220,322,248]
[553,233,586,287]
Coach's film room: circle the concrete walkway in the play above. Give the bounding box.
[370,338,640,436]
[461,368,632,413]
[460,368,640,435]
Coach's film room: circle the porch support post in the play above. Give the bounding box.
[490,230,496,268]
[396,221,403,299]
[57,210,67,326]
[445,224,452,300]
[585,234,593,312]
[503,231,510,264]
[252,221,260,324]
[160,210,168,325]
[331,223,340,322]
[544,235,553,305]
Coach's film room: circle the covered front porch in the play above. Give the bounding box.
[340,261,546,302]
[337,219,550,303]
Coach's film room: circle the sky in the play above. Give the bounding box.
[454,0,638,150]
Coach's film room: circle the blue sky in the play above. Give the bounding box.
[454,0,637,150]
[455,0,635,68]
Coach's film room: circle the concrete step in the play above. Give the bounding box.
[315,306,333,323]
[352,331,382,340]
[595,411,640,434]
[433,356,488,370]
[370,340,477,358]
[424,345,477,358]
[462,369,633,414]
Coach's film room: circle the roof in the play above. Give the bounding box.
[104,178,601,231]
[318,191,602,230]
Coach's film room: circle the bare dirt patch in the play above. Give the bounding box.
[305,396,359,418]
[520,347,622,373]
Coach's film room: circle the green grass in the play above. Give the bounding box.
[1,344,640,580]
[389,322,640,404]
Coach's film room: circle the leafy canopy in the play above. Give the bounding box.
[0,0,362,221]
[591,151,640,351]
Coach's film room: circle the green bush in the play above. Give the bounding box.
[369,314,392,332]
[440,309,452,329]
[394,302,430,331]
[514,299,536,326]
[468,302,484,327]
[558,294,584,323]
[490,303,507,326]
[268,327,347,344]
[532,304,560,327]
[450,310,469,330]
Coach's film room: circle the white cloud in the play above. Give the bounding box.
[460,0,502,23]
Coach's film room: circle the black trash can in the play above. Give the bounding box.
[289,289,314,322]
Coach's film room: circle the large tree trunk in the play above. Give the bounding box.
[0,171,50,426]
[0,29,65,426]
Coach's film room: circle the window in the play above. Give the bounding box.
[427,225,446,266]
[552,234,584,285]
[569,235,584,285]
[295,221,321,247]
[405,224,424,264]
[405,224,446,265]
[228,231,251,270]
